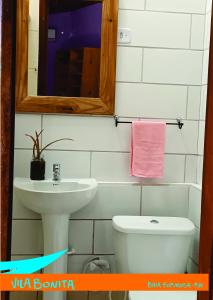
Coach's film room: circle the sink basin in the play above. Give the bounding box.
[14,178,97,214]
[14,177,98,300]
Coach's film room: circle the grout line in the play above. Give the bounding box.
[190,256,199,266]
[198,86,203,121]
[119,8,206,16]
[116,44,204,52]
[144,0,147,11]
[184,155,187,182]
[187,183,190,216]
[140,186,143,215]
[14,149,198,156]
[189,14,193,49]
[92,221,95,254]
[89,152,92,178]
[197,121,201,156]
[12,253,115,257]
[12,254,43,256]
[186,86,189,119]
[15,114,203,122]
[141,49,144,82]
[116,80,204,87]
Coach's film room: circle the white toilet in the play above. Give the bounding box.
[112,216,195,300]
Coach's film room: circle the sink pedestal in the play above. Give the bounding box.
[42,214,69,300]
[14,178,98,300]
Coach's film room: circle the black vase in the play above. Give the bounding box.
[30,159,45,180]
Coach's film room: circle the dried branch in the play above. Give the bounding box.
[25,131,73,160]
[40,138,73,156]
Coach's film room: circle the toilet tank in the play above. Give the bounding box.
[112,216,195,274]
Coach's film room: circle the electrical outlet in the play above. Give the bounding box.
[118,28,132,44]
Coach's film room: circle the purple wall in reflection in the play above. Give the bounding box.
[0,0,2,43]
[47,3,102,95]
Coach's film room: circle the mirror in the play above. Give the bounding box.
[16,0,118,114]
[37,0,102,98]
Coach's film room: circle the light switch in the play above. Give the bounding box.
[118,28,132,44]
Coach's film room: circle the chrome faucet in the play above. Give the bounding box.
[53,164,61,181]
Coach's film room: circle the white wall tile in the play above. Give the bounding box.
[29,0,39,30]
[143,49,203,85]
[69,221,93,254]
[190,227,200,264]
[200,85,207,120]
[42,115,131,152]
[185,156,197,183]
[204,12,212,49]
[202,50,210,84]
[94,221,114,254]
[11,220,93,255]
[44,150,90,179]
[28,31,39,69]
[119,0,145,10]
[165,121,198,155]
[187,258,198,274]
[91,152,185,183]
[14,149,32,178]
[189,186,202,228]
[91,152,131,182]
[142,185,189,217]
[28,69,38,96]
[68,255,115,274]
[15,114,41,148]
[197,156,204,185]
[146,0,207,14]
[68,255,91,273]
[12,220,43,255]
[206,0,212,13]
[115,83,187,118]
[71,183,141,219]
[198,121,205,155]
[191,15,205,50]
[116,47,143,82]
[187,86,201,120]
[118,11,191,48]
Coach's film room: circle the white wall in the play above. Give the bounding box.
[12,1,212,299]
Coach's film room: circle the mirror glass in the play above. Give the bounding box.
[28,0,103,98]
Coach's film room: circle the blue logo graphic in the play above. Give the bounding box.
[0,249,67,274]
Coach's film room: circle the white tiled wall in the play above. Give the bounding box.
[187,185,202,273]
[12,183,191,264]
[12,0,211,291]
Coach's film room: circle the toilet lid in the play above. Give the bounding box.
[129,291,197,300]
[112,216,195,235]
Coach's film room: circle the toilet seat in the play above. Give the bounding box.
[129,291,197,300]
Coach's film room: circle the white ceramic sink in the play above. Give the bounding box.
[14,177,98,300]
[14,178,97,214]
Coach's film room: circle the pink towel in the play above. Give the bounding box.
[131,121,166,178]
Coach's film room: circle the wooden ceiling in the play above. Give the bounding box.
[48,0,102,14]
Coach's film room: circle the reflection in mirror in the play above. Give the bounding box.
[29,0,103,98]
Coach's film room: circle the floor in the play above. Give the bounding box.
[67,292,125,300]
[10,291,126,300]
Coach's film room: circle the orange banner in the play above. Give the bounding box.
[0,274,209,292]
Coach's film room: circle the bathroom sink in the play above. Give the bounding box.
[14,178,98,214]
[14,177,98,298]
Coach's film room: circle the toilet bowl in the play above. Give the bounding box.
[129,291,197,300]
[112,216,195,274]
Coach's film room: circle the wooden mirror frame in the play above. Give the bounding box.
[15,0,118,115]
